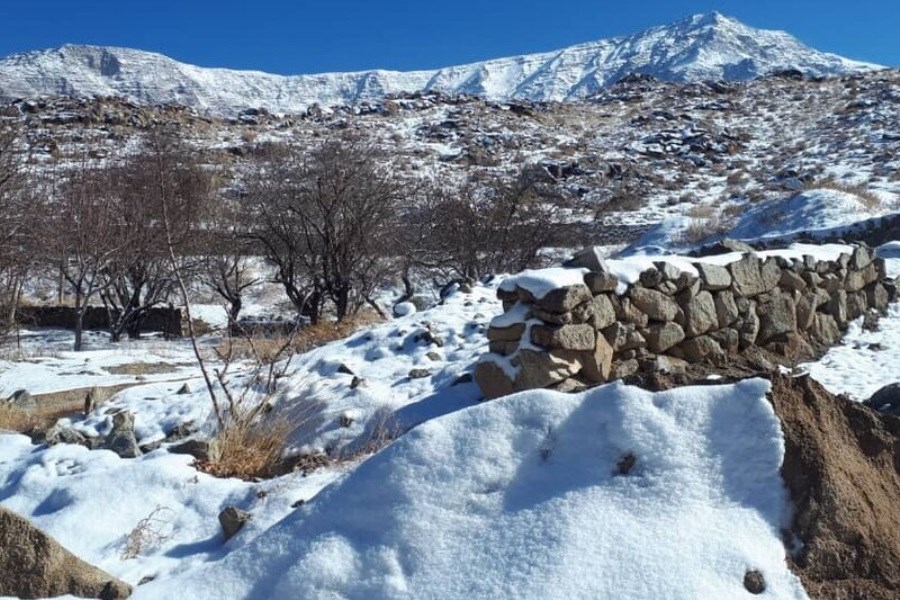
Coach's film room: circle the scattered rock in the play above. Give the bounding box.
[218,507,251,542]
[408,368,432,379]
[0,506,132,599]
[743,570,766,594]
[175,383,191,395]
[44,424,88,447]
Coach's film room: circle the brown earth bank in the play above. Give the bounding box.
[769,373,900,600]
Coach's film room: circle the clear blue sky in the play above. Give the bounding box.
[2,1,897,73]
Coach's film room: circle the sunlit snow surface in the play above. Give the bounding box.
[135,379,806,600]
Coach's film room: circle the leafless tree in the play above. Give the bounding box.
[99,133,209,340]
[414,165,563,283]
[245,135,404,323]
[0,121,29,341]
[43,149,125,350]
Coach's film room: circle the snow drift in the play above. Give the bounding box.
[136,378,806,599]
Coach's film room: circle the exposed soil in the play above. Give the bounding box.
[105,361,178,376]
[769,373,899,600]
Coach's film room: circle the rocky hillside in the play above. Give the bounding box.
[0,13,882,115]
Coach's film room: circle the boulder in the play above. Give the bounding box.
[828,290,848,328]
[728,255,766,297]
[708,327,740,354]
[645,322,686,353]
[169,439,215,462]
[863,383,900,416]
[579,335,614,384]
[609,359,640,380]
[45,425,88,447]
[530,324,595,351]
[591,294,617,330]
[638,268,663,288]
[810,313,841,345]
[779,269,807,292]
[757,291,797,343]
[865,283,889,312]
[0,506,132,599]
[513,349,582,390]
[679,336,725,365]
[475,359,516,399]
[534,284,593,314]
[713,290,739,328]
[104,411,141,459]
[846,291,867,321]
[487,322,525,342]
[584,271,619,294]
[850,245,873,270]
[564,247,607,272]
[601,323,646,352]
[219,507,251,542]
[738,305,760,349]
[614,297,649,328]
[695,263,732,291]
[681,291,718,337]
[628,287,679,322]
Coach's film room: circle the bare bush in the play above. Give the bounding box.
[121,506,175,560]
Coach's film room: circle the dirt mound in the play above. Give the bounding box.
[770,373,900,599]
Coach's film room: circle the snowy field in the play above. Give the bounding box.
[0,241,898,597]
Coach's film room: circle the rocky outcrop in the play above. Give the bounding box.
[770,374,900,600]
[476,245,897,398]
[0,506,132,599]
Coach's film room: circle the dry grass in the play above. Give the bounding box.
[121,506,175,560]
[219,310,384,364]
[808,176,884,210]
[198,413,292,481]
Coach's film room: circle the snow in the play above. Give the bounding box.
[134,378,806,599]
[0,13,881,116]
[499,267,589,298]
[725,189,893,242]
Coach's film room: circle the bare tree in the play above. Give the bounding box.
[42,149,125,350]
[198,198,260,326]
[415,165,563,282]
[245,135,404,323]
[0,121,28,341]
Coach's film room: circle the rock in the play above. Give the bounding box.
[513,349,582,390]
[602,322,646,352]
[549,378,588,394]
[614,297,649,328]
[645,322,686,353]
[628,287,679,322]
[584,271,619,294]
[527,307,574,325]
[850,245,872,270]
[534,284,592,314]
[408,368,432,379]
[531,324,595,351]
[474,359,515,399]
[728,255,769,297]
[45,425,87,447]
[679,336,725,365]
[564,247,607,272]
[681,291,718,337]
[426,351,442,362]
[845,263,879,292]
[350,376,367,389]
[83,386,106,414]
[104,411,141,459]
[694,262,732,290]
[757,290,797,343]
[169,439,215,462]
[779,269,807,292]
[743,570,766,594]
[591,294,617,330]
[641,355,688,375]
[609,359,640,380]
[708,327,740,354]
[655,261,683,283]
[176,383,192,395]
[796,290,824,331]
[810,313,841,345]
[761,258,782,293]
[738,304,760,349]
[863,383,900,416]
[865,283,889,312]
[488,323,525,342]
[846,291,867,321]
[0,506,132,599]
[713,290,739,327]
[488,340,519,355]
[638,268,663,288]
[828,290,848,328]
[579,335,614,383]
[8,389,35,411]
[218,507,251,542]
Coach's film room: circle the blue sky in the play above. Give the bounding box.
[2,1,897,73]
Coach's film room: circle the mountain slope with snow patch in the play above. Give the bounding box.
[0,12,881,115]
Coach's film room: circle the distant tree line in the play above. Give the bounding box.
[0,124,564,351]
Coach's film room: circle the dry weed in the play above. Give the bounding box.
[199,413,292,481]
[808,176,883,210]
[121,506,175,559]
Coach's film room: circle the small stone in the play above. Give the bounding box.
[743,570,766,595]
[426,351,442,362]
[176,383,192,395]
[408,368,432,379]
[169,439,214,462]
[350,376,367,389]
[218,507,251,542]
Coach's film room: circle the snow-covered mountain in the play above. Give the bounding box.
[0,12,882,115]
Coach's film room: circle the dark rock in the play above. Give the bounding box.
[864,383,900,415]
[169,439,214,462]
[218,507,251,542]
[743,570,766,594]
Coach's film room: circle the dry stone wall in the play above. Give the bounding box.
[475,244,898,399]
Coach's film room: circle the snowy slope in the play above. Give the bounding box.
[134,378,806,599]
[0,12,881,115]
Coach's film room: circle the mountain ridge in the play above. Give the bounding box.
[0,12,883,115]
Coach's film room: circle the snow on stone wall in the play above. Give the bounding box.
[476,244,898,398]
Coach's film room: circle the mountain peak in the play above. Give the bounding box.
[0,14,882,115]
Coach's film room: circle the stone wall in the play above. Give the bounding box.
[475,244,898,399]
[17,306,183,337]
